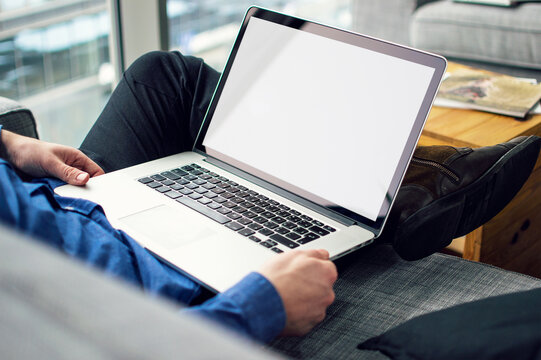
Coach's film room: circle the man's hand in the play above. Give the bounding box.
[0,130,104,185]
[258,249,338,336]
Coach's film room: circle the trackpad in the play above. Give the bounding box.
[120,205,219,249]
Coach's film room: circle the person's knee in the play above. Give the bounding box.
[125,51,178,79]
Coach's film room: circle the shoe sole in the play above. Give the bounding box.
[395,135,541,261]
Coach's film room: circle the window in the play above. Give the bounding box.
[167,0,351,71]
[0,0,112,147]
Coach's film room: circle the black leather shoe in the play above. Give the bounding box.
[380,135,541,261]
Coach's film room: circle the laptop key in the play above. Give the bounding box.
[272,217,286,224]
[297,220,312,228]
[217,207,231,215]
[243,211,257,218]
[265,222,279,229]
[286,232,301,240]
[155,186,171,193]
[275,227,290,235]
[248,223,263,231]
[204,192,218,199]
[146,181,162,189]
[294,227,309,235]
[238,228,255,237]
[271,247,284,254]
[298,233,320,244]
[238,217,252,225]
[324,225,336,232]
[176,179,190,185]
[171,168,188,176]
[259,228,274,236]
[198,198,212,205]
[189,193,202,200]
[151,174,166,181]
[179,188,193,195]
[232,206,247,214]
[138,177,153,184]
[241,202,255,209]
[269,234,299,249]
[181,165,194,171]
[207,202,221,210]
[161,171,181,180]
[165,191,182,199]
[287,216,302,223]
[249,235,261,243]
[170,184,184,191]
[253,216,268,224]
[260,241,274,248]
[225,222,243,231]
[211,187,225,194]
[176,197,231,224]
[309,226,330,236]
[283,221,297,229]
[227,212,242,220]
[312,220,324,227]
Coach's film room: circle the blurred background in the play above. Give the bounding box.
[0,0,351,147]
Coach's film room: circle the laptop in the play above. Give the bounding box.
[56,7,446,293]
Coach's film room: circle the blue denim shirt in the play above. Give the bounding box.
[0,125,285,343]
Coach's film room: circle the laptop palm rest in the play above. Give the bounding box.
[120,205,221,250]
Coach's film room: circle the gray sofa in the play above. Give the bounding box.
[351,0,541,81]
[1,97,540,358]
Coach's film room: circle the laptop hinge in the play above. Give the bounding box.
[201,154,358,227]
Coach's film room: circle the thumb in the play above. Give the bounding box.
[56,161,90,185]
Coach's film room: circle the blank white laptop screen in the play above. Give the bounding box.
[203,17,435,222]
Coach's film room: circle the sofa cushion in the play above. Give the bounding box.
[411,1,541,70]
[0,96,38,139]
[358,288,541,360]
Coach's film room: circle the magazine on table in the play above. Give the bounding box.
[434,68,541,118]
[453,0,541,7]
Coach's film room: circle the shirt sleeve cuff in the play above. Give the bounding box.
[185,272,286,343]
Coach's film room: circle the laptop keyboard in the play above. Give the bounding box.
[138,163,336,254]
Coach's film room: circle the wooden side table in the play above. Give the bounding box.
[418,63,541,278]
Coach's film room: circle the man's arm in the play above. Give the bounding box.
[0,126,104,185]
[187,249,337,343]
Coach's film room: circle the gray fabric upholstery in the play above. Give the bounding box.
[411,1,541,70]
[0,96,38,139]
[269,242,540,359]
[0,223,280,360]
[351,0,438,46]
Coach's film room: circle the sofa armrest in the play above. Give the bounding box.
[350,0,441,45]
[0,96,39,139]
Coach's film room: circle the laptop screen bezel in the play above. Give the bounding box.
[193,6,446,237]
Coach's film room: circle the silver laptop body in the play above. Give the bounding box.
[56,7,446,293]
